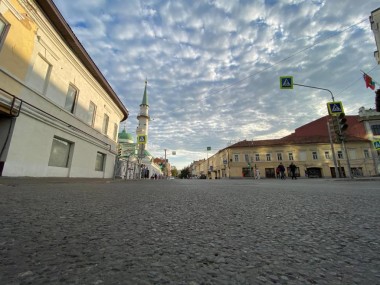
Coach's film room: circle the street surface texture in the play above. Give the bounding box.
[0,177,379,285]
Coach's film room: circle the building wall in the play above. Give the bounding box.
[0,0,126,177]
[195,141,376,179]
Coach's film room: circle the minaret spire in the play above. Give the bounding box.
[141,78,148,106]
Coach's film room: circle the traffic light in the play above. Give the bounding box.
[338,113,348,132]
[333,113,348,142]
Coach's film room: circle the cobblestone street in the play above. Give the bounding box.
[0,178,379,284]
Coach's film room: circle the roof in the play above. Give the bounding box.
[118,129,134,142]
[34,0,129,121]
[227,115,369,149]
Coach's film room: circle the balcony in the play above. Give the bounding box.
[0,88,22,117]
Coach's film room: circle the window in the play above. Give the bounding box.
[266,153,271,161]
[0,16,10,48]
[29,54,52,94]
[337,151,343,159]
[64,85,78,113]
[113,123,118,141]
[102,114,109,135]
[234,154,239,162]
[371,125,380,135]
[95,152,106,171]
[48,137,72,167]
[364,149,370,158]
[255,154,260,161]
[244,154,249,162]
[288,152,294,161]
[87,101,96,126]
[312,151,318,160]
[325,151,330,159]
[277,153,282,161]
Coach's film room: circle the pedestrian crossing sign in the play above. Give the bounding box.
[137,134,147,144]
[327,101,344,116]
[280,76,293,89]
[373,140,380,150]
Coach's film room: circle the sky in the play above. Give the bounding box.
[52,0,380,170]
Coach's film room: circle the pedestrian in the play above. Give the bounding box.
[277,163,286,179]
[255,168,260,179]
[289,162,297,180]
[276,166,280,179]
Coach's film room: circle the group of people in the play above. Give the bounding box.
[276,162,298,180]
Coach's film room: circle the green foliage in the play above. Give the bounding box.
[179,167,191,179]
[171,167,178,177]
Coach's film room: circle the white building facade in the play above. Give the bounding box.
[0,0,129,178]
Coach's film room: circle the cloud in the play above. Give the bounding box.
[53,0,380,169]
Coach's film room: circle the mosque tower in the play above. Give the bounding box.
[136,80,150,150]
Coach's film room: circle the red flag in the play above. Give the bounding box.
[363,73,375,90]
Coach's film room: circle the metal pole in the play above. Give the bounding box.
[294,83,335,101]
[341,140,353,179]
[327,121,339,178]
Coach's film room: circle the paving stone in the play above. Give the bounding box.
[0,178,379,284]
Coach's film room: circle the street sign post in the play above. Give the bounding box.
[137,134,147,144]
[280,76,293,89]
[373,140,380,150]
[327,101,344,116]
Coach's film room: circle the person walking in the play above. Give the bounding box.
[277,163,286,179]
[255,168,260,179]
[289,162,297,180]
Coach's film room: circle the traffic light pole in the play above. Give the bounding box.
[294,83,354,178]
[327,121,340,178]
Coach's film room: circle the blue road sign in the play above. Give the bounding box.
[327,101,344,116]
[280,76,293,89]
[373,140,380,150]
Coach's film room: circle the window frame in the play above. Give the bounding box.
[113,123,118,141]
[363,149,370,159]
[234,154,239,162]
[277,153,282,161]
[325,151,330,159]
[48,136,73,168]
[0,15,10,50]
[312,151,318,160]
[288,152,294,161]
[371,124,380,135]
[95,152,106,171]
[337,151,344,159]
[255,153,260,161]
[266,153,271,161]
[102,114,109,135]
[87,101,97,127]
[64,84,79,114]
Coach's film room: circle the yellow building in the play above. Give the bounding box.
[192,115,379,179]
[0,0,128,177]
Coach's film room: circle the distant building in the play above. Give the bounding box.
[0,0,129,177]
[191,114,379,179]
[116,82,162,179]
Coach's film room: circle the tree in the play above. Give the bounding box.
[171,167,178,177]
[179,167,191,179]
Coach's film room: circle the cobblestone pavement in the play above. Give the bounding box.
[0,178,379,285]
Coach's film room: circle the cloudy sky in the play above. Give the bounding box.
[52,0,380,170]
